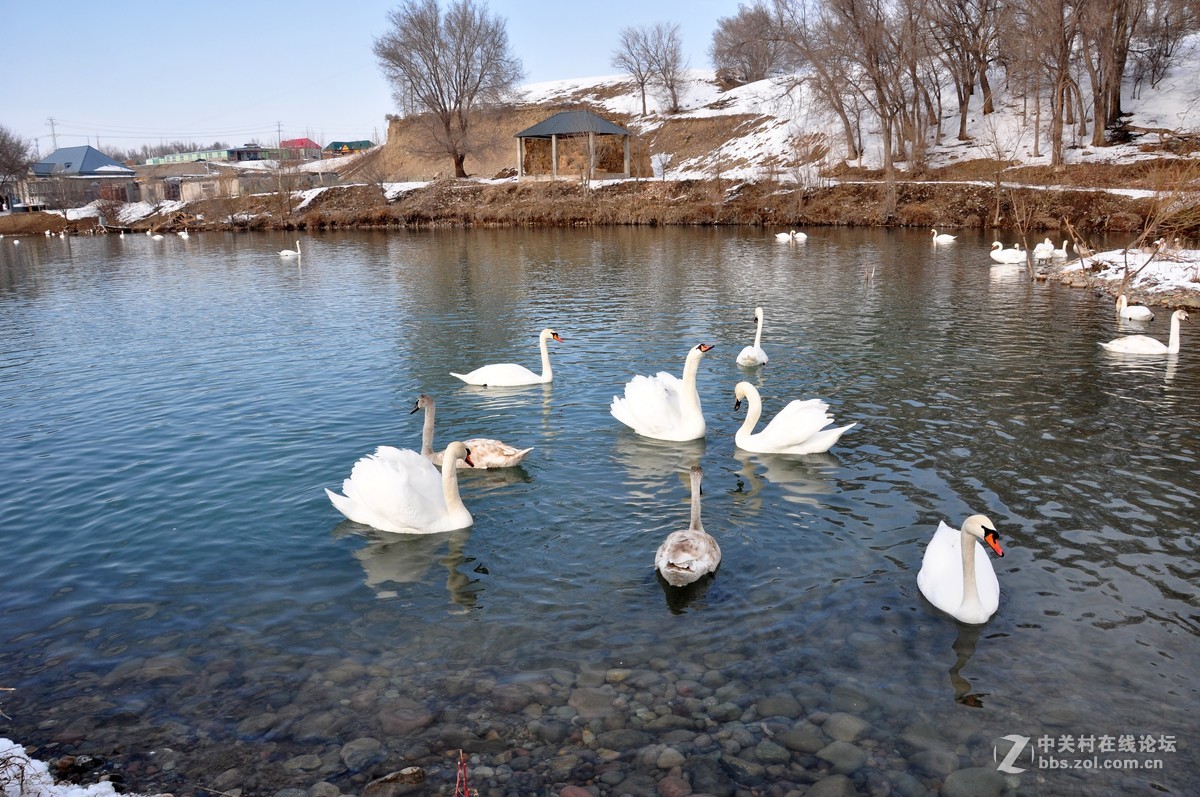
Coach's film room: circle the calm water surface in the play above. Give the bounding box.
[0,228,1196,795]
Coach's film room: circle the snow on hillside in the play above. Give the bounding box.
[520,33,1200,182]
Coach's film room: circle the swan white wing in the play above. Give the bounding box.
[736,345,768,366]
[610,371,685,437]
[782,422,857,455]
[327,446,446,532]
[450,362,542,386]
[1099,335,1167,354]
[917,521,965,615]
[655,529,722,587]
[753,399,836,448]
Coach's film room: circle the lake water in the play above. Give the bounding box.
[0,228,1196,796]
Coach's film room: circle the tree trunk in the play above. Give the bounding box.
[978,61,994,114]
[453,152,467,178]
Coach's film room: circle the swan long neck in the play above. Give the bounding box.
[538,333,553,380]
[420,402,436,457]
[441,451,467,513]
[753,311,764,348]
[736,386,762,440]
[688,470,704,531]
[1168,314,1182,354]
[681,351,705,413]
[959,528,982,613]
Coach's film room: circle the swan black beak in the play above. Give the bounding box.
[983,529,1004,557]
[409,402,421,414]
[734,397,743,412]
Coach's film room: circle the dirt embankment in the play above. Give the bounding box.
[0,159,1194,243]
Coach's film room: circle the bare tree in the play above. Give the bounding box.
[1130,0,1200,96]
[1079,0,1145,146]
[613,23,689,114]
[648,22,689,113]
[710,2,787,84]
[374,0,523,178]
[774,0,866,161]
[612,27,656,116]
[927,0,1000,140]
[0,125,35,209]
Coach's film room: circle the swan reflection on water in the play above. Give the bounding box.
[948,623,989,708]
[656,569,717,615]
[730,448,838,510]
[612,434,706,487]
[1102,349,1179,384]
[332,522,484,610]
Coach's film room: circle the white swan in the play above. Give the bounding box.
[917,515,1004,625]
[178,229,190,239]
[1100,308,1188,354]
[412,393,532,469]
[655,465,721,587]
[736,306,769,367]
[733,381,856,455]
[151,233,165,240]
[451,328,563,386]
[931,229,957,243]
[1033,238,1055,262]
[1115,294,1154,322]
[611,343,713,441]
[988,241,1025,264]
[325,441,474,533]
[280,240,301,259]
[1051,240,1071,259]
[775,230,807,242]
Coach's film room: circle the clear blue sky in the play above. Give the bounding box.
[3,0,731,155]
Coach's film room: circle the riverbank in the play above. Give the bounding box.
[0,160,1192,241]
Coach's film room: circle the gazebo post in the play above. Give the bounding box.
[551,135,558,179]
[517,137,524,178]
[623,135,630,178]
[588,131,596,180]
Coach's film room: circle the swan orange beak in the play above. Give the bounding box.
[463,448,474,467]
[552,332,564,342]
[699,343,714,352]
[983,529,1004,557]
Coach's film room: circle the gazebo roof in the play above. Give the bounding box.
[515,110,629,139]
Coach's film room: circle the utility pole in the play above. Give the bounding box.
[47,117,58,150]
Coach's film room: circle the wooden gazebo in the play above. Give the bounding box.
[515,110,631,180]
